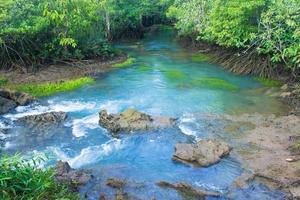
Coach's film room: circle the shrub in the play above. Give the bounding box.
[0,154,80,200]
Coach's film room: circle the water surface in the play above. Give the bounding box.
[1,28,288,199]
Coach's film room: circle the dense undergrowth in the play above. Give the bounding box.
[167,0,300,79]
[0,154,80,200]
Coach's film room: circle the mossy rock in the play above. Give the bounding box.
[165,70,189,80]
[112,57,136,68]
[191,54,212,62]
[8,77,95,97]
[192,77,238,91]
[255,77,282,87]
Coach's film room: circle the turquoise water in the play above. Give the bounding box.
[1,28,288,199]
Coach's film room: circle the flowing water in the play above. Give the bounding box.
[1,27,289,199]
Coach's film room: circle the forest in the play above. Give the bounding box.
[0,0,299,77]
[0,0,300,200]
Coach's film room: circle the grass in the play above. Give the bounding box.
[165,70,188,80]
[0,75,8,87]
[8,77,95,97]
[255,77,282,87]
[192,77,239,91]
[191,53,212,62]
[112,57,136,68]
[0,154,80,200]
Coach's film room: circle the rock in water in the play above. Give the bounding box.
[172,139,232,167]
[0,89,34,106]
[0,89,35,114]
[55,161,92,191]
[0,96,17,114]
[99,108,175,134]
[156,181,220,198]
[106,178,127,189]
[17,111,68,126]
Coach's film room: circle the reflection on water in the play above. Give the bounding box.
[1,27,289,199]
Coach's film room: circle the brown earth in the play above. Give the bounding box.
[0,55,127,84]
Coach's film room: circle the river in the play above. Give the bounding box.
[1,27,289,199]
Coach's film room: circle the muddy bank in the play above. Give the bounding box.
[0,54,127,85]
[212,113,300,198]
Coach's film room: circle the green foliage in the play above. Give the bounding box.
[0,76,8,87]
[255,77,282,87]
[167,0,300,76]
[9,77,95,97]
[257,0,300,74]
[0,154,80,200]
[0,0,172,70]
[192,77,239,91]
[112,57,136,68]
[191,53,212,62]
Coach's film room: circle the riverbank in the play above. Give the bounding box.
[177,36,300,116]
[0,54,127,85]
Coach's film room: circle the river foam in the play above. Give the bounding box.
[49,138,123,168]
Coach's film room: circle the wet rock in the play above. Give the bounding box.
[55,161,92,191]
[0,96,17,114]
[99,108,175,134]
[17,111,68,127]
[234,172,255,189]
[156,181,220,198]
[106,178,126,189]
[172,139,232,167]
[0,89,34,114]
[0,89,34,106]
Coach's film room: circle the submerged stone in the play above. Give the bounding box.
[55,161,93,191]
[157,181,220,198]
[106,178,127,189]
[172,139,232,167]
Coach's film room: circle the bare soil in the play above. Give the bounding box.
[0,55,127,84]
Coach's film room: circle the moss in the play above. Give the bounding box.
[8,77,95,97]
[0,76,8,87]
[255,77,282,87]
[192,77,239,91]
[165,70,188,80]
[137,65,152,72]
[191,53,212,62]
[112,57,136,68]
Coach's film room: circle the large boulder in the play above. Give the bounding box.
[0,96,17,114]
[55,161,93,191]
[172,139,232,167]
[156,181,220,198]
[99,108,175,134]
